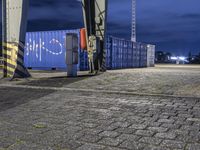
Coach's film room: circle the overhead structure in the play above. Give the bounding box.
[131,0,136,42]
[2,0,108,78]
[2,0,30,78]
[81,0,108,73]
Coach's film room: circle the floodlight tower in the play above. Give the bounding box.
[131,0,136,42]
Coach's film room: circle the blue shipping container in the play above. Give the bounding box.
[25,29,81,70]
[106,36,146,70]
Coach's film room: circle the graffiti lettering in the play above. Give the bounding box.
[25,38,64,62]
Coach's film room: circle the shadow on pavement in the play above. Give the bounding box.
[0,87,54,112]
[18,74,99,87]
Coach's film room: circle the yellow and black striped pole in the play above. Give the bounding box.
[3,42,16,78]
[3,41,30,78]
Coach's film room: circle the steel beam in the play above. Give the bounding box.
[82,0,108,73]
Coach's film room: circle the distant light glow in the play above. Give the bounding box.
[171,56,177,60]
[170,56,187,62]
[178,57,186,61]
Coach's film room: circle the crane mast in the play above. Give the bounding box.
[131,0,136,42]
[2,0,30,78]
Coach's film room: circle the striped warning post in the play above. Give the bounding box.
[3,41,30,78]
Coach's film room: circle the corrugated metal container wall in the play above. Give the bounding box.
[122,40,128,68]
[139,43,148,67]
[132,42,140,68]
[147,44,155,67]
[79,50,89,71]
[24,30,80,70]
[106,36,112,69]
[127,41,133,68]
[111,37,120,69]
[105,36,153,70]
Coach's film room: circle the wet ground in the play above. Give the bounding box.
[0,64,200,150]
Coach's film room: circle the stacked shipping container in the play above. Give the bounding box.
[106,36,155,69]
[24,30,155,71]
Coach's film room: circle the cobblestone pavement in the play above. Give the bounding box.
[0,89,200,150]
[63,65,200,98]
[0,65,200,150]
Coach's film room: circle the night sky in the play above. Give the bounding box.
[1,0,200,55]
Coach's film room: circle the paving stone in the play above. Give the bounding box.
[115,127,135,134]
[187,118,200,122]
[79,134,102,143]
[117,134,141,142]
[172,129,189,136]
[135,130,155,137]
[82,123,98,128]
[112,122,131,128]
[80,129,103,135]
[97,124,119,131]
[77,143,105,150]
[160,123,181,130]
[180,125,199,131]
[148,122,161,127]
[119,140,145,150]
[155,132,176,140]
[158,119,175,124]
[143,145,171,150]
[99,131,119,138]
[5,142,41,150]
[148,127,168,132]
[129,124,147,130]
[98,137,123,147]
[0,137,16,148]
[103,147,127,150]
[57,140,82,150]
[186,144,200,150]
[161,140,186,149]
[24,130,64,147]
[139,137,162,145]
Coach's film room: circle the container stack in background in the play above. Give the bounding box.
[106,36,155,70]
[24,29,155,71]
